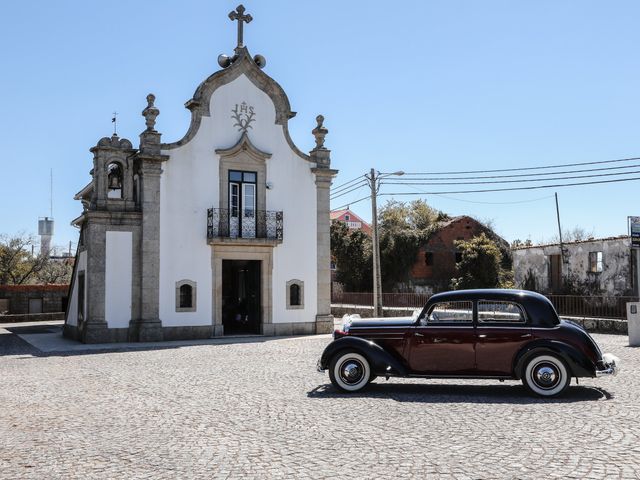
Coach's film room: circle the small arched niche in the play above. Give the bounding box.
[286,279,304,310]
[107,162,123,199]
[175,279,197,312]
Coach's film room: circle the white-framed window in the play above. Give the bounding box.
[286,279,304,310]
[175,280,197,312]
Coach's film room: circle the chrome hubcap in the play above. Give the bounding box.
[532,362,560,389]
[340,360,364,385]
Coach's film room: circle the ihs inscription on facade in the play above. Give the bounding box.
[231,102,255,132]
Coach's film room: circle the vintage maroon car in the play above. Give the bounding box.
[317,289,619,397]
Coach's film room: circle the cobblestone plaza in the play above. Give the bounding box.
[1,325,639,479]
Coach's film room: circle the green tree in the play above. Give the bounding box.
[451,233,504,290]
[378,199,449,290]
[0,233,49,285]
[330,222,372,291]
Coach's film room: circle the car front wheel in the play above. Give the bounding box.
[329,351,371,392]
[522,353,571,397]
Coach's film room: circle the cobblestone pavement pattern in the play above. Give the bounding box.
[1,327,639,479]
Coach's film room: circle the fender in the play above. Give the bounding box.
[513,340,596,379]
[319,337,408,376]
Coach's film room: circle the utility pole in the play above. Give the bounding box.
[369,168,382,317]
[555,192,564,264]
[365,169,404,318]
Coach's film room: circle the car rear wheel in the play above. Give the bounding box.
[329,351,371,392]
[522,354,571,397]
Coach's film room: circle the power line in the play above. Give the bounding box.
[379,175,640,196]
[331,175,366,191]
[330,182,368,200]
[382,169,640,187]
[385,162,640,181]
[389,155,640,176]
[400,183,555,204]
[330,180,367,197]
[331,195,371,212]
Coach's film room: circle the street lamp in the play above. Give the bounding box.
[365,169,405,317]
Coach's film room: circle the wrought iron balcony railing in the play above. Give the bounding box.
[207,208,283,242]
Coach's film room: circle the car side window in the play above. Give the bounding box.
[427,301,473,324]
[478,300,526,324]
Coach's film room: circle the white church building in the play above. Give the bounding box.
[64,5,337,343]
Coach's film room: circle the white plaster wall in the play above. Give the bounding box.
[65,250,87,326]
[105,231,133,328]
[513,238,632,295]
[159,73,317,326]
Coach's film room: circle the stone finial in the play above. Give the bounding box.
[142,93,159,132]
[312,115,328,150]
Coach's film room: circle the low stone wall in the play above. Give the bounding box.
[560,316,628,335]
[330,306,628,335]
[0,312,65,324]
[0,285,69,314]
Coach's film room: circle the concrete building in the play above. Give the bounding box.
[512,236,637,296]
[64,5,337,343]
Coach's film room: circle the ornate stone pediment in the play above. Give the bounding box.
[215,132,271,162]
[162,47,307,160]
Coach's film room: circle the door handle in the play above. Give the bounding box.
[414,332,424,337]
[520,334,532,338]
[478,334,487,338]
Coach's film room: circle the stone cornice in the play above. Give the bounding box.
[207,237,281,247]
[311,168,339,177]
[134,152,170,163]
[83,210,143,226]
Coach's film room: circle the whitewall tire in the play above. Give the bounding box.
[523,354,571,397]
[329,352,371,392]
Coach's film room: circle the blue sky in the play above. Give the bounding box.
[1,1,639,252]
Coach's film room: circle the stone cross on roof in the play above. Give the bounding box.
[229,4,253,49]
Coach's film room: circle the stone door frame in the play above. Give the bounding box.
[211,244,273,336]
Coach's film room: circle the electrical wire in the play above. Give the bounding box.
[380,175,640,196]
[330,182,368,200]
[331,195,372,212]
[331,175,366,191]
[385,162,640,181]
[330,180,368,198]
[399,183,556,205]
[382,168,640,187]
[387,155,640,176]
[429,193,555,205]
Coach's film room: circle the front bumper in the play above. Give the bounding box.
[316,358,326,373]
[595,353,620,377]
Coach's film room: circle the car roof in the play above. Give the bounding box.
[425,289,559,327]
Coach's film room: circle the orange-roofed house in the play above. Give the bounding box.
[330,209,372,236]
